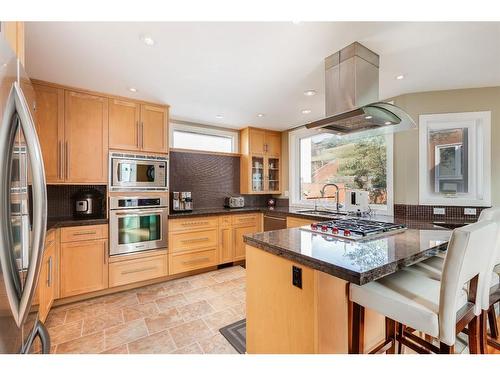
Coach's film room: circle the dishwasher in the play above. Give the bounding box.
[263,214,287,231]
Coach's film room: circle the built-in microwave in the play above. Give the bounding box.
[109,152,168,192]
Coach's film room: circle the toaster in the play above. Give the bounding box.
[225,196,245,208]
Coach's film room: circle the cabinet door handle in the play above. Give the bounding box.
[72,231,97,236]
[103,242,107,265]
[140,122,144,148]
[57,141,61,179]
[136,120,140,148]
[182,257,210,266]
[64,141,69,179]
[181,237,209,244]
[47,256,52,287]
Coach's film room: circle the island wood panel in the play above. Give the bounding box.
[246,244,386,354]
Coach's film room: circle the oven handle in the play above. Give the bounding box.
[113,209,167,216]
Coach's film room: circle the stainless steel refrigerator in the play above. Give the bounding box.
[0,34,49,353]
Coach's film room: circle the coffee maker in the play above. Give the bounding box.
[73,189,104,218]
[172,191,193,212]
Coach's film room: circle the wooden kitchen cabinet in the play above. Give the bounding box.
[109,100,168,154]
[231,213,261,262]
[65,90,109,183]
[33,84,65,183]
[2,22,24,65]
[240,127,282,194]
[38,230,57,323]
[108,98,141,151]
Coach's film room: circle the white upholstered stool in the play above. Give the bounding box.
[349,220,498,354]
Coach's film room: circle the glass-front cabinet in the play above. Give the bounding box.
[251,156,264,193]
[249,155,280,193]
[267,157,280,193]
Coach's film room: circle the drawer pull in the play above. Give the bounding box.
[72,231,97,236]
[121,266,157,275]
[181,257,210,266]
[181,221,209,226]
[47,256,53,287]
[181,237,210,244]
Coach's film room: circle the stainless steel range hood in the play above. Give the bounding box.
[305,42,415,136]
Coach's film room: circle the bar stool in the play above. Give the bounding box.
[349,220,498,354]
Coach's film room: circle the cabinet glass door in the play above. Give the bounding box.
[251,156,264,192]
[267,157,280,192]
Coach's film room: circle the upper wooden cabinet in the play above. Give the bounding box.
[2,22,25,66]
[240,127,282,194]
[109,100,168,154]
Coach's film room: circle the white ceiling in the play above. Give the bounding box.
[25,22,500,131]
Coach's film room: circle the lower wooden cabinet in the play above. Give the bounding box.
[219,226,233,263]
[286,217,315,228]
[60,238,108,298]
[233,225,258,261]
[170,248,218,275]
[38,231,57,322]
[109,253,167,287]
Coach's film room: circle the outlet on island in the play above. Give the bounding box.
[292,266,302,289]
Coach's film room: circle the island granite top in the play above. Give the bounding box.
[243,219,452,285]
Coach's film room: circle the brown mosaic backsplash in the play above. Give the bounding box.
[169,151,272,210]
[394,204,488,221]
[47,184,107,218]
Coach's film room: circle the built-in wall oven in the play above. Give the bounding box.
[109,152,168,192]
[109,196,168,256]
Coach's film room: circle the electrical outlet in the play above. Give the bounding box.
[284,190,289,197]
[464,208,477,216]
[433,207,445,215]
[292,266,302,289]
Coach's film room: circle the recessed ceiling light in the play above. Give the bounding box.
[384,121,392,125]
[141,35,155,46]
[128,87,137,93]
[215,114,224,119]
[257,113,265,118]
[304,90,317,97]
[301,109,312,114]
[292,21,302,25]
[396,74,405,80]
[365,115,373,120]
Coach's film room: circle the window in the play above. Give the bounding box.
[170,122,238,153]
[419,111,491,206]
[289,127,393,214]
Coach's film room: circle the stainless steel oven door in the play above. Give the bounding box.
[109,207,168,256]
[111,158,167,190]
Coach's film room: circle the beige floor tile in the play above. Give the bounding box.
[230,303,246,320]
[56,332,104,354]
[169,319,213,348]
[103,293,139,311]
[162,280,194,295]
[183,286,219,303]
[128,330,176,354]
[145,308,184,334]
[104,319,148,350]
[172,342,203,354]
[136,285,169,304]
[186,275,218,289]
[211,269,245,283]
[206,293,240,311]
[65,302,107,323]
[198,333,238,354]
[231,288,246,302]
[155,293,188,311]
[101,344,129,354]
[177,300,215,321]
[203,309,239,331]
[44,308,67,328]
[122,302,159,322]
[48,320,83,346]
[210,280,239,295]
[82,309,123,336]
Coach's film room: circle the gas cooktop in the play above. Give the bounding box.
[301,217,407,241]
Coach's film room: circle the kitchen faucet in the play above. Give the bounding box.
[320,183,340,212]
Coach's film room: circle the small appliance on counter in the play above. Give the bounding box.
[266,198,276,209]
[73,188,104,219]
[344,189,370,215]
[224,196,245,208]
[172,191,193,212]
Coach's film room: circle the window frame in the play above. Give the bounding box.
[418,111,491,206]
[289,127,394,216]
[169,121,239,154]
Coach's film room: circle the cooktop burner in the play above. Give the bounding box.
[301,217,407,241]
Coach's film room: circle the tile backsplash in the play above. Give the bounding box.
[47,185,107,218]
[394,204,487,221]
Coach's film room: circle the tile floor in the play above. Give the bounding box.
[46,265,245,354]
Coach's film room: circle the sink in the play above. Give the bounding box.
[296,209,347,216]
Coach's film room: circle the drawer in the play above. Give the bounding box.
[219,215,232,227]
[232,213,258,226]
[109,254,167,287]
[286,217,315,228]
[169,229,217,254]
[169,248,217,275]
[61,224,108,243]
[169,217,218,232]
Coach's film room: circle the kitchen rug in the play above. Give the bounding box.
[219,319,246,354]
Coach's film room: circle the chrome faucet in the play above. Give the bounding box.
[320,183,340,212]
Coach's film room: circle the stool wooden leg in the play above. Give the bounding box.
[397,324,404,354]
[351,302,365,354]
[487,305,498,339]
[480,310,488,354]
[385,318,396,354]
[439,342,454,354]
[468,315,481,354]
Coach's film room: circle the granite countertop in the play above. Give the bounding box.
[46,216,108,230]
[243,217,452,285]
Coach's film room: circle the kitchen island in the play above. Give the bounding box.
[243,218,451,354]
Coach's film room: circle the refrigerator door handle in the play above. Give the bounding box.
[22,320,50,354]
[0,81,47,327]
